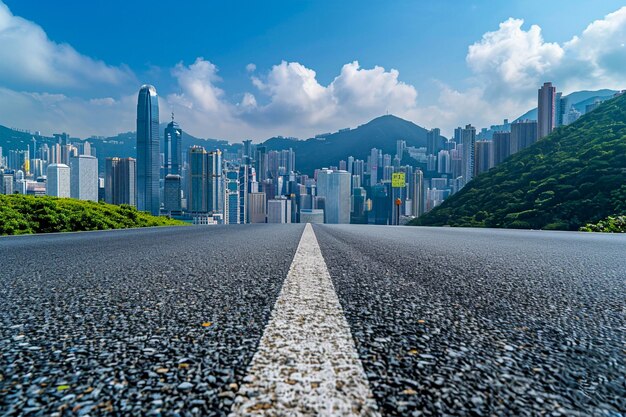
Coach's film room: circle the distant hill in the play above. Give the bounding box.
[263,115,438,175]
[515,89,617,121]
[413,93,626,231]
[0,123,234,174]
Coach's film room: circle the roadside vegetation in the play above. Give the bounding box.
[579,215,626,233]
[0,194,185,235]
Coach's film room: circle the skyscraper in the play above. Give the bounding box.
[70,155,98,201]
[317,169,351,224]
[105,157,136,206]
[426,128,441,155]
[411,169,424,218]
[207,150,223,213]
[538,82,556,139]
[188,146,209,213]
[164,114,182,176]
[136,85,160,215]
[46,164,70,198]
[461,124,476,185]
[223,170,240,224]
[187,146,222,213]
[255,146,267,181]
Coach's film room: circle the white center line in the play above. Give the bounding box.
[229,223,380,416]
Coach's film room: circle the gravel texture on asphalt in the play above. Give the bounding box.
[313,225,626,417]
[0,225,304,417]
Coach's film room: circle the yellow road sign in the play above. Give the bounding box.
[391,172,405,188]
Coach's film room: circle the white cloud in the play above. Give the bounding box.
[467,18,564,95]
[246,63,256,73]
[0,87,136,137]
[0,1,134,93]
[241,60,419,135]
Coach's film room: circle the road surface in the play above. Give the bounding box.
[0,224,624,416]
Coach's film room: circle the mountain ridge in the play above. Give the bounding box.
[413,93,626,230]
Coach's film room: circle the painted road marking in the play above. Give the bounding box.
[230,224,380,416]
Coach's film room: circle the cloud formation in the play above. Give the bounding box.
[0,2,134,93]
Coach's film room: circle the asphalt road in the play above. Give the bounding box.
[314,225,626,417]
[1,224,625,416]
[0,225,305,416]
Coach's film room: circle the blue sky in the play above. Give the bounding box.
[1,0,625,140]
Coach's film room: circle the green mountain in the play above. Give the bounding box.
[413,93,626,231]
[263,115,438,175]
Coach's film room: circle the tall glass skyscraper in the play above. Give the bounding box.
[164,114,182,176]
[136,85,160,215]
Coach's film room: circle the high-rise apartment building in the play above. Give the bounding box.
[70,155,98,201]
[136,85,160,215]
[511,120,538,153]
[426,128,441,155]
[105,157,136,206]
[538,82,556,139]
[492,132,511,166]
[461,124,476,184]
[474,141,493,176]
[46,164,70,198]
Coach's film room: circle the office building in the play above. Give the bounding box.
[188,146,209,213]
[538,82,556,139]
[224,170,240,224]
[0,170,14,195]
[248,192,266,223]
[105,157,136,206]
[136,84,160,215]
[317,169,351,224]
[267,197,291,223]
[164,174,182,213]
[164,114,182,175]
[46,164,70,198]
[70,155,98,201]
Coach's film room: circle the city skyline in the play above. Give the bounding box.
[0,1,625,141]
